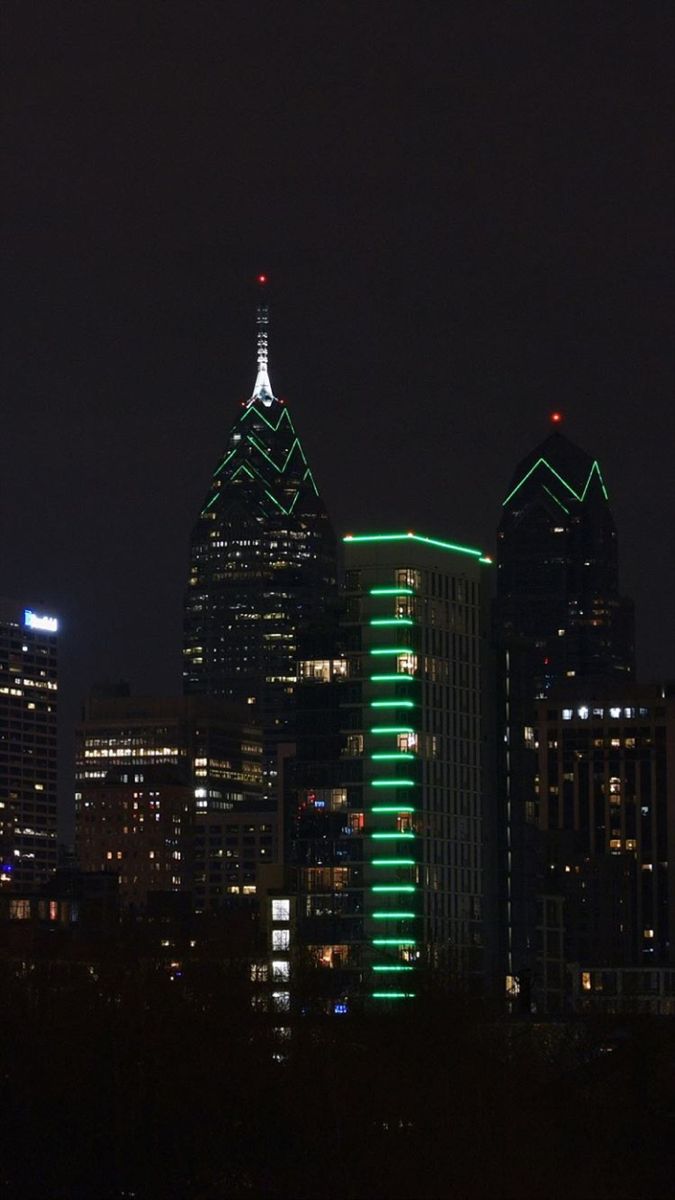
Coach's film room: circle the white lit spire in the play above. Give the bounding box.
[249,274,276,406]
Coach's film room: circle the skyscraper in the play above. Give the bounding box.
[183,278,337,795]
[0,601,59,889]
[494,416,635,1004]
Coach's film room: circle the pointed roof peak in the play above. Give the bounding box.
[248,274,276,407]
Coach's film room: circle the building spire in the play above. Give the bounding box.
[249,274,275,406]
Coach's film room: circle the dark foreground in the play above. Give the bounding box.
[2,961,674,1199]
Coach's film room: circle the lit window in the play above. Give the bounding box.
[272,899,290,922]
[272,991,290,1012]
[644,929,655,939]
[272,929,290,950]
[271,960,290,981]
[581,971,591,992]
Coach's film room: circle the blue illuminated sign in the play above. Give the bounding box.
[24,610,58,633]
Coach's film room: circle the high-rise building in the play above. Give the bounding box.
[183,278,337,796]
[75,691,265,909]
[0,601,59,890]
[286,532,493,1008]
[493,417,635,1004]
[532,683,675,1012]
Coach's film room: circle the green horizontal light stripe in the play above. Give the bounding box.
[372,992,416,999]
[371,699,415,708]
[371,779,415,787]
[372,965,414,972]
[370,727,414,736]
[343,532,484,560]
[373,912,416,920]
[370,674,417,683]
[372,858,416,866]
[370,617,414,627]
[372,938,417,945]
[370,647,411,656]
[371,805,416,813]
[369,587,414,596]
[371,752,416,761]
[371,832,415,840]
[371,885,416,893]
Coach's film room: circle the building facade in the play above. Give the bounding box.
[75,690,265,910]
[493,419,635,1004]
[286,532,493,1008]
[183,279,338,798]
[0,601,59,889]
[533,683,675,1011]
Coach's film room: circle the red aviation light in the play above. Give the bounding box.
[550,411,563,425]
[257,274,268,285]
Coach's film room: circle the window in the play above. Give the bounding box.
[272,929,290,950]
[272,991,290,1012]
[272,960,290,981]
[272,899,290,922]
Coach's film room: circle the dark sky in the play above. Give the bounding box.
[2,3,674,816]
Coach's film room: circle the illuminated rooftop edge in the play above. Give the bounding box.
[343,532,491,563]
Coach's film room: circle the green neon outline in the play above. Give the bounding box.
[372,858,416,866]
[343,532,483,559]
[370,618,414,627]
[542,483,571,516]
[230,462,255,483]
[371,992,416,998]
[502,456,609,508]
[371,806,416,813]
[240,403,295,434]
[369,587,414,596]
[203,492,219,511]
[372,912,416,919]
[371,885,416,893]
[372,938,417,945]
[370,779,415,788]
[372,965,414,972]
[370,647,412,657]
[213,447,237,477]
[370,752,416,761]
[370,675,417,683]
[370,726,415,735]
[371,832,415,840]
[370,700,415,709]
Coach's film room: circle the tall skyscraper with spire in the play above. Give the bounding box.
[183,278,337,793]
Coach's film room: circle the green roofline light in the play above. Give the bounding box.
[369,587,414,596]
[343,532,485,560]
[372,965,414,973]
[371,700,415,709]
[502,456,609,508]
[542,483,571,516]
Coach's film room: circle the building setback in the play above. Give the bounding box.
[0,601,59,890]
[183,278,337,798]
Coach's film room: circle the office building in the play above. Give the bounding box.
[183,278,337,797]
[75,690,266,910]
[0,601,59,889]
[533,683,675,1011]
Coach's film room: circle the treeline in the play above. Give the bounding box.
[1,962,674,1199]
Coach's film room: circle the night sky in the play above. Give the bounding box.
[2,4,674,823]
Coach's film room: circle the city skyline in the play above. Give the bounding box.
[2,6,673,819]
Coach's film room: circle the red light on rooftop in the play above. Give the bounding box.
[257,274,268,285]
[550,411,563,425]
